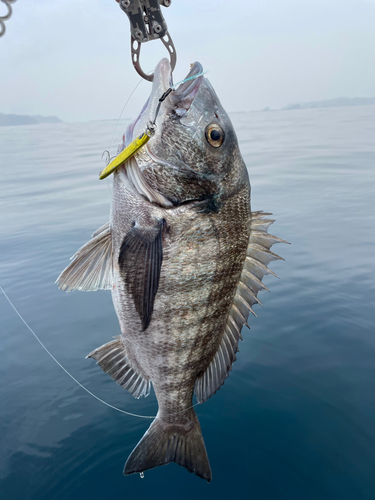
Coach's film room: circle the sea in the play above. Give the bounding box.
[1,105,375,500]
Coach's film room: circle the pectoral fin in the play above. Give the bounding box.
[56,222,113,292]
[118,220,165,331]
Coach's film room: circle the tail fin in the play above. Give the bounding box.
[124,408,212,482]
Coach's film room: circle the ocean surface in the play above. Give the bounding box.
[1,105,374,500]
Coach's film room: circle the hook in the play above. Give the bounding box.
[131,32,176,82]
[0,0,17,38]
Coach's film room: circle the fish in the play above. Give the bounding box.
[56,58,288,482]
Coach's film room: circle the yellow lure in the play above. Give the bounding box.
[99,131,151,180]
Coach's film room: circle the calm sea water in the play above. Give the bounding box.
[1,105,375,500]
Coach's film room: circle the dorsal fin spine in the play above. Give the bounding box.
[242,269,270,292]
[228,314,242,338]
[225,326,238,347]
[238,279,263,306]
[235,292,258,317]
[245,255,279,278]
[231,304,249,329]
[247,243,284,262]
[251,230,289,246]
[194,210,288,404]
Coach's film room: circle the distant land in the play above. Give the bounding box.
[0,113,62,127]
[3,97,375,125]
[281,97,375,111]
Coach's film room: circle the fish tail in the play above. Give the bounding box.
[124,408,212,482]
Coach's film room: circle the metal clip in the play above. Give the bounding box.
[118,0,176,81]
[0,0,17,38]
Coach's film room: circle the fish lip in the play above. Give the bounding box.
[125,60,204,144]
[119,60,204,190]
[155,59,204,97]
[173,62,204,96]
[157,57,173,92]
[122,59,172,148]
[170,62,204,112]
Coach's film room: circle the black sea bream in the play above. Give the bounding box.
[57,59,288,482]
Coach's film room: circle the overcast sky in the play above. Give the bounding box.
[1,0,375,122]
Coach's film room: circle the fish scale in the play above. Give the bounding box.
[136,189,252,420]
[56,58,288,482]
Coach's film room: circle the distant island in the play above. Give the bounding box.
[282,97,375,111]
[0,113,62,127]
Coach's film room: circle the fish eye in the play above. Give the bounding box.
[205,124,225,148]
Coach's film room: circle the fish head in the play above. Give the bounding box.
[124,58,249,207]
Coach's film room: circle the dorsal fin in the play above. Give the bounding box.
[56,222,114,292]
[195,211,289,403]
[86,338,151,399]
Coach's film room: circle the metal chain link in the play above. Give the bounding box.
[0,0,17,38]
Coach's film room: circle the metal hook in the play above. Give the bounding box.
[131,32,176,82]
[0,0,17,38]
[101,150,111,165]
[118,0,176,82]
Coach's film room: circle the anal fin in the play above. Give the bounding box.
[86,338,151,399]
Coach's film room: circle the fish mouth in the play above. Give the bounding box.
[152,59,205,117]
[124,58,172,145]
[116,60,205,209]
[169,61,204,115]
[125,60,204,143]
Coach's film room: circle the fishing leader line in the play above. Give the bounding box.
[107,69,207,162]
[33,70,209,415]
[0,286,154,419]
[0,285,200,419]
[102,76,147,194]
[107,75,146,160]
[99,70,208,180]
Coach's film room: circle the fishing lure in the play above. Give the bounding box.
[99,70,207,180]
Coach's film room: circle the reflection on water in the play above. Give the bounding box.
[1,106,375,500]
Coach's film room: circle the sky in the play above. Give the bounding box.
[1,0,375,122]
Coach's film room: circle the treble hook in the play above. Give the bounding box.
[0,0,17,38]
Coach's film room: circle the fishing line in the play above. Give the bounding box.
[104,69,208,168]
[151,70,208,126]
[0,286,153,419]
[1,71,210,419]
[27,68,207,416]
[102,77,146,194]
[0,285,199,419]
[107,76,145,158]
[99,69,208,181]
[171,70,208,91]
[103,74,153,192]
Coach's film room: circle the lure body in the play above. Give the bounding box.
[99,132,151,180]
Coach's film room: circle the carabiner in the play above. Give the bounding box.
[117,0,177,82]
[0,0,17,38]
